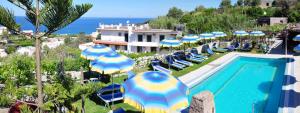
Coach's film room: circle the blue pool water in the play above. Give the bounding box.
[189,57,287,113]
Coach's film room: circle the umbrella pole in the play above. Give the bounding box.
[111,74,114,109]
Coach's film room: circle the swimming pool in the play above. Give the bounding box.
[189,56,287,113]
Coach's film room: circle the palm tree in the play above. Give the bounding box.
[0,0,92,112]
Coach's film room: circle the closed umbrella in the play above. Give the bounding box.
[122,71,189,113]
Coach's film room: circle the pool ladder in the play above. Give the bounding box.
[252,102,256,113]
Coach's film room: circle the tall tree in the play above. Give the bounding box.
[166,7,184,19]
[220,0,232,9]
[0,0,92,112]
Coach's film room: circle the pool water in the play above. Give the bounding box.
[189,57,287,113]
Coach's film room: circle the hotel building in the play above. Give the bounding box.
[94,24,179,53]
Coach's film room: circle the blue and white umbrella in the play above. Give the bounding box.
[294,44,300,53]
[234,30,249,36]
[293,35,300,41]
[160,38,182,47]
[81,44,114,60]
[90,53,135,74]
[90,52,135,108]
[122,71,189,113]
[212,31,227,37]
[199,33,216,40]
[250,31,265,37]
[182,35,199,43]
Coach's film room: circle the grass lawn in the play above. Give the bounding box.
[73,52,227,113]
[171,53,227,77]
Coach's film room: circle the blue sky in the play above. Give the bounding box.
[2,0,238,18]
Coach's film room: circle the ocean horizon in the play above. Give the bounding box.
[14,16,152,35]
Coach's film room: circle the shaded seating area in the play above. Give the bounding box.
[96,84,123,107]
[151,59,172,74]
[170,55,193,66]
[174,51,205,63]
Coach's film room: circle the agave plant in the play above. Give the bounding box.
[0,0,92,112]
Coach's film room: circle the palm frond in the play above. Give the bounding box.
[7,0,35,14]
[0,5,20,33]
[40,0,92,35]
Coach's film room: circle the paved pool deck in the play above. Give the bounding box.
[179,52,300,113]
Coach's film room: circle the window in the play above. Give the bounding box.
[124,46,128,50]
[138,35,143,42]
[266,3,269,6]
[151,47,157,52]
[118,32,122,36]
[147,35,152,42]
[115,45,120,50]
[137,46,142,52]
[159,35,165,41]
[124,33,128,42]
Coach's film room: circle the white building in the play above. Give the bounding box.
[16,46,36,56]
[42,38,64,49]
[95,24,179,53]
[0,27,7,35]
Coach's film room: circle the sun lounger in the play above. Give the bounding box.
[165,56,185,70]
[212,43,228,53]
[172,55,193,66]
[190,48,208,59]
[97,84,123,107]
[127,71,135,79]
[113,108,126,113]
[241,43,251,51]
[151,59,172,74]
[185,54,205,63]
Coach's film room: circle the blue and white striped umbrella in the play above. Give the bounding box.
[234,30,249,36]
[294,44,300,53]
[212,31,227,37]
[199,33,216,40]
[182,35,199,43]
[122,71,189,113]
[81,44,114,60]
[160,38,182,47]
[90,53,135,74]
[250,31,265,36]
[293,35,300,41]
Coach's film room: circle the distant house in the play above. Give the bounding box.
[0,26,7,35]
[259,0,274,8]
[16,46,36,56]
[257,17,288,26]
[22,30,34,36]
[42,38,64,49]
[95,23,179,53]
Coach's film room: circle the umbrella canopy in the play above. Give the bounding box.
[250,31,265,37]
[199,33,216,39]
[81,44,114,60]
[181,35,199,43]
[160,38,182,47]
[293,35,300,41]
[212,31,227,37]
[90,53,135,74]
[234,30,249,36]
[294,44,300,53]
[122,71,189,113]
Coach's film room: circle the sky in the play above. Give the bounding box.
[1,0,238,18]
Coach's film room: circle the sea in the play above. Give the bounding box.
[15,16,152,35]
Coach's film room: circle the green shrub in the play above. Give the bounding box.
[0,95,12,107]
[6,45,16,54]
